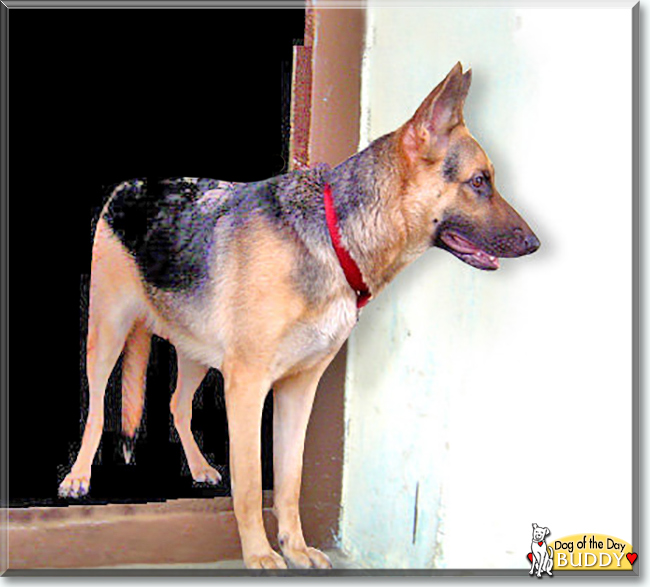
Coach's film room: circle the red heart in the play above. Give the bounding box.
[527,553,533,562]
[538,541,543,546]
[626,553,637,565]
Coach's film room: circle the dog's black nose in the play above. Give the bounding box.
[524,233,540,254]
[512,227,540,255]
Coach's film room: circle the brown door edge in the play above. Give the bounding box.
[293,3,366,552]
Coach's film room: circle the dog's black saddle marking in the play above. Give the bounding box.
[104,178,228,291]
[103,171,330,293]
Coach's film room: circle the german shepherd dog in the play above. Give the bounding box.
[59,63,539,569]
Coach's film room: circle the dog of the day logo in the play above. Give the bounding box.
[527,526,637,574]
[528,523,553,577]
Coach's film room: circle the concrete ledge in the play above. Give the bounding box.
[4,493,278,569]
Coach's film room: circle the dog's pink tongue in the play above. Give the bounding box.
[442,232,480,253]
[441,232,500,269]
[473,250,500,269]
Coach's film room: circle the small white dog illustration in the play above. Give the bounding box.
[529,523,553,577]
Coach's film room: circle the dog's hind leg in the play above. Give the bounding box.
[545,548,554,576]
[59,301,136,497]
[272,358,334,569]
[170,353,221,485]
[60,218,143,498]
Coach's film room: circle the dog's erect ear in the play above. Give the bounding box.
[532,523,538,529]
[414,62,469,131]
[460,68,472,103]
[401,62,471,163]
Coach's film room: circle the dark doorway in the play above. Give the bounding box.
[8,8,304,507]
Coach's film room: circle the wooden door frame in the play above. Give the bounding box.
[291,2,366,555]
[2,4,365,572]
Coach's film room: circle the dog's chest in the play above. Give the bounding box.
[273,294,358,376]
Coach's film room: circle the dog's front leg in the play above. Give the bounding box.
[223,363,285,569]
[529,552,537,575]
[537,551,546,578]
[272,359,334,569]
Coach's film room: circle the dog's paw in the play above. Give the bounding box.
[58,471,91,498]
[278,533,332,569]
[245,550,287,569]
[283,546,332,569]
[190,464,222,485]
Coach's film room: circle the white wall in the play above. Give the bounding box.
[340,6,633,569]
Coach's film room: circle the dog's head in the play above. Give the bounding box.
[397,63,540,270]
[532,523,550,542]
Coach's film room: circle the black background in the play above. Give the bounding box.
[9,8,305,506]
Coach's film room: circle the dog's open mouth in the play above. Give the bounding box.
[438,230,500,270]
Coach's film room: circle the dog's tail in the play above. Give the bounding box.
[121,320,151,463]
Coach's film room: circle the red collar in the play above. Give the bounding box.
[323,182,372,308]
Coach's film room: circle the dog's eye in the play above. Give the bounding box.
[471,175,484,189]
[468,173,492,197]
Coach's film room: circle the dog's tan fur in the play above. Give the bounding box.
[60,64,539,569]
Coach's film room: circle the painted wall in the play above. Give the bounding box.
[340,6,633,569]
